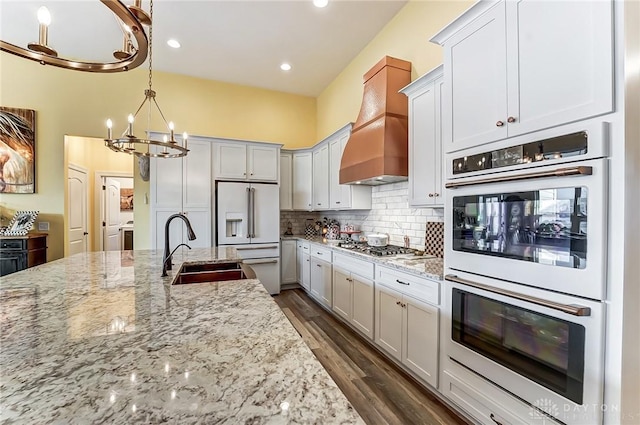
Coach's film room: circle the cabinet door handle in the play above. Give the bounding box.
[507,116,517,123]
[496,120,504,127]
[336,201,341,204]
[396,301,401,306]
[316,264,321,268]
[396,279,410,286]
[83,232,89,235]
[428,193,434,197]
[434,193,440,197]
[490,413,504,425]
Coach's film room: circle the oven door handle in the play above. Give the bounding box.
[445,166,592,189]
[445,274,591,317]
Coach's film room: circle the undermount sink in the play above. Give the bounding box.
[172,261,247,285]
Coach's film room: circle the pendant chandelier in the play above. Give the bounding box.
[0,1,149,73]
[104,0,189,159]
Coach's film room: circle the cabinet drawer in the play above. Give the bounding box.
[310,245,332,261]
[442,369,543,425]
[333,253,374,280]
[0,239,25,250]
[376,265,439,306]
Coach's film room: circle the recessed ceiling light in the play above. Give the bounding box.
[167,39,181,49]
[313,0,328,8]
[280,63,292,71]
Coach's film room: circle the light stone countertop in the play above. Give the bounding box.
[0,248,363,424]
[282,235,444,281]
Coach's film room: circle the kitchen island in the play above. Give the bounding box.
[0,248,363,424]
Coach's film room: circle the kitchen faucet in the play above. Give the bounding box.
[162,213,197,277]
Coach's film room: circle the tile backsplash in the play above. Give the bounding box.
[280,181,444,252]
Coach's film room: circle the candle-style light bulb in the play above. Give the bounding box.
[182,132,188,150]
[106,119,113,140]
[37,6,51,26]
[127,114,134,136]
[168,121,175,142]
[163,135,168,154]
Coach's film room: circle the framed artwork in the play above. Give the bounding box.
[0,107,36,193]
[120,188,134,211]
[2,210,39,236]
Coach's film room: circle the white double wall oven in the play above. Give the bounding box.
[443,122,609,425]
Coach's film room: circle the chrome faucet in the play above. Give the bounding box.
[162,213,197,277]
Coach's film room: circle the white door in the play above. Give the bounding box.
[292,152,312,210]
[183,139,211,209]
[215,143,247,179]
[403,296,439,388]
[216,182,250,245]
[248,145,278,181]
[104,177,121,251]
[375,284,403,361]
[301,253,311,291]
[409,79,437,206]
[250,183,280,244]
[332,268,352,320]
[68,166,88,256]
[505,0,613,138]
[445,2,508,152]
[351,275,374,339]
[280,153,293,210]
[312,144,329,209]
[281,240,297,284]
[328,138,342,209]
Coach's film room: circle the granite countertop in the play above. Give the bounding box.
[0,248,363,424]
[282,235,444,281]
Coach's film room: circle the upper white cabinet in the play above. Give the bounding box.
[432,0,613,152]
[280,152,293,210]
[312,143,329,210]
[401,66,444,208]
[327,124,372,210]
[292,151,313,211]
[213,140,280,182]
[150,136,211,249]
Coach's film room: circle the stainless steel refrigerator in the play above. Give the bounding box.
[216,182,280,294]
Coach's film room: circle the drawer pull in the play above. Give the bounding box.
[490,413,503,425]
[316,264,321,268]
[396,301,401,306]
[396,279,410,286]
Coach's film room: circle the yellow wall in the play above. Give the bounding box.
[316,0,473,140]
[66,136,134,252]
[0,54,316,259]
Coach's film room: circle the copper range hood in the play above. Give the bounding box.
[339,56,412,185]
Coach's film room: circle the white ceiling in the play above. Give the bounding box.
[0,0,407,96]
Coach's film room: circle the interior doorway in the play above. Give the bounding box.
[96,173,134,251]
[67,164,88,256]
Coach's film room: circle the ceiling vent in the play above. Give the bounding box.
[339,56,412,185]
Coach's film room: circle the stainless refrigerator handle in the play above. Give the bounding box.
[251,187,256,238]
[246,187,251,239]
[243,259,278,265]
[235,245,278,250]
[445,274,592,317]
[445,166,592,189]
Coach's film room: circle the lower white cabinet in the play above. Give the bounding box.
[281,239,297,284]
[310,256,332,308]
[297,241,311,291]
[332,253,375,339]
[375,282,439,388]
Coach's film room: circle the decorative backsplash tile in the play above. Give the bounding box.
[424,221,444,258]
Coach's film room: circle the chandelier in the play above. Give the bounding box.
[0,1,149,73]
[104,0,189,159]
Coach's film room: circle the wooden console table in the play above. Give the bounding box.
[0,233,47,277]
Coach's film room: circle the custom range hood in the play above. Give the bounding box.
[340,56,412,185]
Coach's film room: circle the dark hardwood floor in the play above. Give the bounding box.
[273,289,470,425]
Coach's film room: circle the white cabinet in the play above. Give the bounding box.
[432,0,613,152]
[213,140,280,182]
[310,247,332,308]
[375,266,440,388]
[312,143,329,210]
[332,253,375,339]
[150,136,211,249]
[297,240,311,291]
[328,124,372,210]
[281,239,297,285]
[279,152,292,210]
[292,151,313,210]
[401,66,444,208]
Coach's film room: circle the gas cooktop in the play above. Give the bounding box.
[337,241,416,257]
